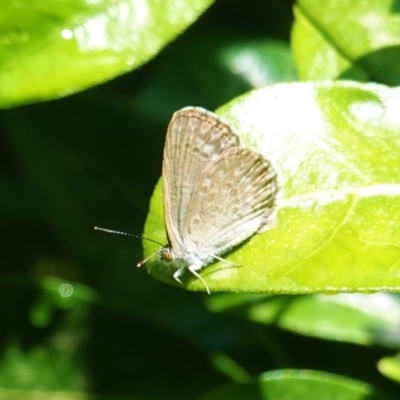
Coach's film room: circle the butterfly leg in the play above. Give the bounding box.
[173,267,185,286]
[173,265,211,295]
[188,265,210,295]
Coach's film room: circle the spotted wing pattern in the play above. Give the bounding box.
[163,107,241,251]
[182,147,278,258]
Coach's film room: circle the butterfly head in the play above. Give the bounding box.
[158,246,175,263]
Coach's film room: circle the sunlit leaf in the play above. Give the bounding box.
[292,0,400,84]
[0,0,214,107]
[143,81,400,294]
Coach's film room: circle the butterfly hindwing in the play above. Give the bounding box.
[182,147,278,256]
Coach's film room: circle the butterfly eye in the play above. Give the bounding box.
[159,247,175,263]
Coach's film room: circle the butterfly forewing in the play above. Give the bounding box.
[182,147,278,256]
[163,107,241,251]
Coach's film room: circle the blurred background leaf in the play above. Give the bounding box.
[0,0,215,107]
[378,355,400,384]
[199,370,385,400]
[292,0,400,83]
[206,293,400,347]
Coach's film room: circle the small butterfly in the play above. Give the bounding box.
[143,107,279,294]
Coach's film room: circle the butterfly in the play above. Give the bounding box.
[142,107,279,294]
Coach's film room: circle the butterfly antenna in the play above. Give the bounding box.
[136,252,159,268]
[94,227,164,268]
[94,227,164,247]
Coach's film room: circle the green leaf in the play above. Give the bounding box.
[377,355,400,383]
[292,0,400,84]
[0,389,125,400]
[0,0,214,108]
[199,369,384,400]
[291,6,367,82]
[206,293,400,347]
[0,277,92,392]
[210,351,251,383]
[135,38,297,122]
[142,81,400,294]
[217,39,297,87]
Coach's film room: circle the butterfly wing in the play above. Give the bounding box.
[162,107,241,251]
[181,147,278,257]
